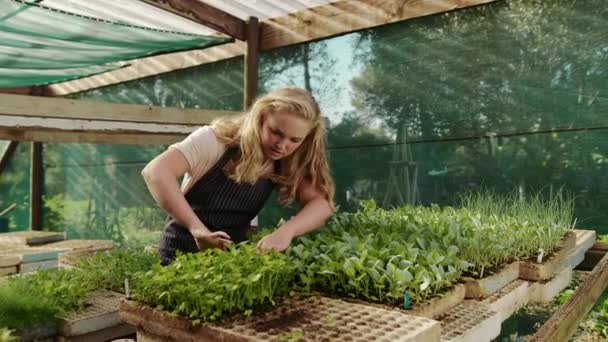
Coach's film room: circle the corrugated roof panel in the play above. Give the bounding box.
[201,0,338,20]
[39,0,222,36]
[37,0,339,35]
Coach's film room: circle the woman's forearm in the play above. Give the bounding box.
[278,197,333,238]
[141,166,209,233]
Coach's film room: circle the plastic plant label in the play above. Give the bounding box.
[404,292,411,309]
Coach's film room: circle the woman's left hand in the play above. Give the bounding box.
[256,228,293,252]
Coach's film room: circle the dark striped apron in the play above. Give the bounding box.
[158,148,277,265]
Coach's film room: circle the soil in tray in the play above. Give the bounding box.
[520,249,561,265]
[315,286,459,315]
[125,295,439,342]
[229,295,417,341]
[218,298,346,339]
[253,309,310,331]
[462,259,518,280]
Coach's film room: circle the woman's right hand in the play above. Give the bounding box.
[189,225,232,250]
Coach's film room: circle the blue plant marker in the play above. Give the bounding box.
[404,292,411,309]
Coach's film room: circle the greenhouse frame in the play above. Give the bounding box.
[0,0,606,341]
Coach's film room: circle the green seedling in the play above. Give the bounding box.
[323,314,336,328]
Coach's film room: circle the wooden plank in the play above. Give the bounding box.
[0,115,197,134]
[0,93,240,144]
[592,241,608,251]
[30,142,42,230]
[1,247,64,263]
[0,128,185,145]
[0,87,33,95]
[529,251,608,342]
[0,141,18,175]
[44,239,115,252]
[0,266,17,276]
[0,93,238,125]
[0,255,20,267]
[0,86,52,96]
[48,0,498,96]
[244,16,260,110]
[20,259,59,273]
[0,114,197,144]
[0,231,66,245]
[567,230,598,269]
[139,0,245,40]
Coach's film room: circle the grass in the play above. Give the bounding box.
[459,188,574,233]
[459,187,575,259]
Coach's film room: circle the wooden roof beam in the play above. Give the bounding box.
[139,0,246,40]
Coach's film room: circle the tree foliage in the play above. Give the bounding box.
[349,0,608,229]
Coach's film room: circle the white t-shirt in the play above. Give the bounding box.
[169,126,226,194]
[169,126,259,226]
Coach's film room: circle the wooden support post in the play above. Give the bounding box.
[244,17,260,234]
[530,250,608,341]
[244,17,260,110]
[29,142,42,230]
[0,141,18,175]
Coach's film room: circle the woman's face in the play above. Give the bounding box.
[261,111,312,160]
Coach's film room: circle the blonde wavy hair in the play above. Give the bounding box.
[212,87,335,210]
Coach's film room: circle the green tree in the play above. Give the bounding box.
[327,111,392,211]
[260,41,339,108]
[350,0,607,215]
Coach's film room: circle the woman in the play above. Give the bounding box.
[142,87,335,265]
